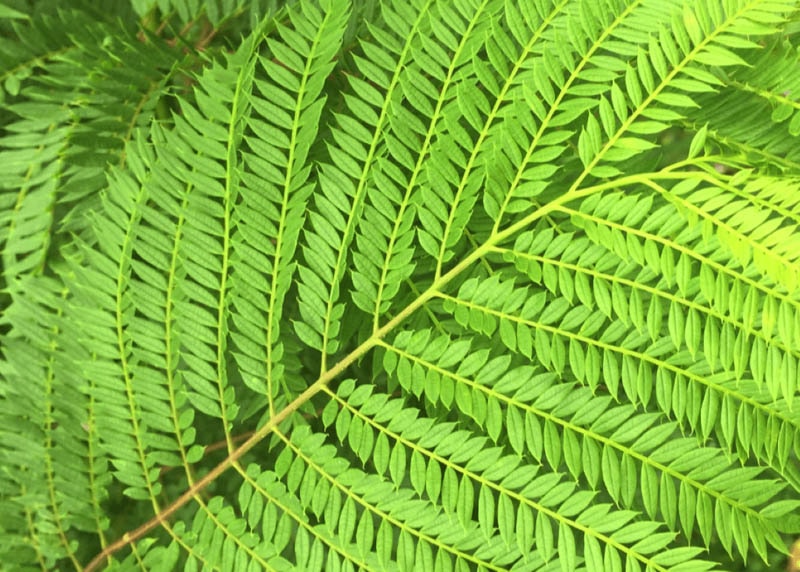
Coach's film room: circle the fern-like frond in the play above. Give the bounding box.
[0,275,109,570]
[294,0,442,370]
[230,0,350,411]
[0,10,178,290]
[4,1,800,571]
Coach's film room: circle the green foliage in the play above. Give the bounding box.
[3,1,800,571]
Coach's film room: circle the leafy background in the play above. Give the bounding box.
[3,0,800,571]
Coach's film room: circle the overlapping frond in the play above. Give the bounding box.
[684,19,800,171]
[4,1,800,571]
[129,0,253,26]
[0,275,109,571]
[229,0,349,410]
[349,0,498,326]
[0,9,178,290]
[293,0,442,369]
[434,271,794,561]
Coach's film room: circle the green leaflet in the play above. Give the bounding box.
[2,1,800,571]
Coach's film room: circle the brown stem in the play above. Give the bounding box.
[84,404,296,570]
[157,431,255,478]
[82,340,369,572]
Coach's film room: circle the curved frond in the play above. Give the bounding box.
[3,2,800,571]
